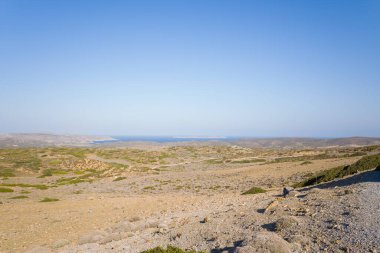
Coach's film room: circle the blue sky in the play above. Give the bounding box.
[0,0,379,137]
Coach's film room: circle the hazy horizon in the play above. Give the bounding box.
[1,1,380,137]
[2,132,380,140]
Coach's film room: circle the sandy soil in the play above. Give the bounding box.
[0,154,361,252]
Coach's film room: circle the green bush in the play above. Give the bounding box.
[293,154,380,188]
[242,186,266,195]
[0,187,14,193]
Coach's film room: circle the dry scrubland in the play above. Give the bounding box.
[0,144,380,252]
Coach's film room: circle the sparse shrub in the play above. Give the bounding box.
[0,168,15,177]
[141,246,206,253]
[48,159,62,165]
[205,159,224,164]
[300,161,312,165]
[40,197,59,202]
[39,168,68,178]
[0,183,49,190]
[9,195,28,199]
[242,186,266,195]
[56,176,93,185]
[231,158,266,164]
[347,152,367,157]
[39,169,53,177]
[293,154,380,188]
[0,187,14,193]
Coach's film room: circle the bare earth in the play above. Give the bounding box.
[0,144,379,253]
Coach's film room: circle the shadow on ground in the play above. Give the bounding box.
[261,222,276,232]
[211,240,245,253]
[301,170,380,191]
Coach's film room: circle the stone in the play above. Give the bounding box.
[201,217,208,223]
[275,216,299,232]
[283,187,294,197]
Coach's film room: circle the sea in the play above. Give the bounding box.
[93,136,235,144]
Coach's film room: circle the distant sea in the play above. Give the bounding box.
[93,136,235,144]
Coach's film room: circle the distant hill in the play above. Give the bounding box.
[1,134,380,149]
[0,133,114,147]
[231,137,380,149]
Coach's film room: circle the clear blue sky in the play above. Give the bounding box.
[1,0,379,137]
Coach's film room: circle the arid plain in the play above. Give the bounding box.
[1,136,380,252]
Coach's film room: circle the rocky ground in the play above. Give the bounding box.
[1,145,379,253]
[11,170,379,253]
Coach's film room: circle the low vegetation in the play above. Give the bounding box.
[141,246,206,253]
[0,183,49,190]
[0,148,42,172]
[230,158,266,164]
[113,176,126,181]
[40,197,59,202]
[242,186,266,195]
[143,186,156,190]
[0,168,15,177]
[56,177,91,185]
[0,187,14,192]
[293,154,380,188]
[267,151,368,165]
[38,168,53,177]
[9,195,28,199]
